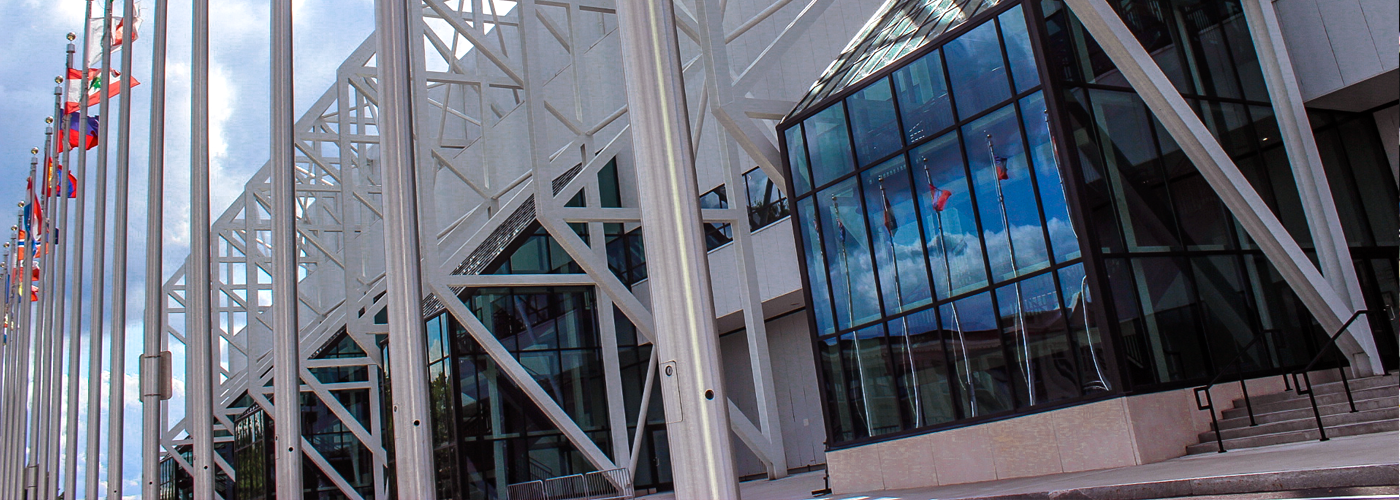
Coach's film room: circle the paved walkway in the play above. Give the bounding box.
[639,431,1399,500]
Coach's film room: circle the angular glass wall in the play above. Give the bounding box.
[1040,0,1399,386]
[783,2,1113,446]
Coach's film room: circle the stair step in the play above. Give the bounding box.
[1212,395,1399,430]
[1220,386,1398,418]
[1186,419,1399,454]
[1200,406,1397,441]
[1228,374,1398,407]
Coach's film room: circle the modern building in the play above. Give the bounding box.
[146,0,1396,498]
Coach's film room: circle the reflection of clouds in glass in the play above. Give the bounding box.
[1045,217,1081,260]
[982,222,1050,276]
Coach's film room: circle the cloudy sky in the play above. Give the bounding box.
[0,0,373,497]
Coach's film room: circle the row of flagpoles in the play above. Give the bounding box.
[0,0,154,498]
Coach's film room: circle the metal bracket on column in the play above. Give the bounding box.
[142,351,174,400]
[1061,0,1383,373]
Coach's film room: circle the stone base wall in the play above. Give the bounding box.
[825,373,1317,492]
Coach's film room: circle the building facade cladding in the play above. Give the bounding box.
[779,0,1399,449]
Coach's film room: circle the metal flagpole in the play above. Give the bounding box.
[921,161,977,416]
[986,133,1034,406]
[0,243,9,500]
[615,0,740,495]
[107,0,139,495]
[65,1,98,496]
[39,82,68,500]
[374,0,436,495]
[270,0,304,495]
[85,1,117,496]
[878,177,923,427]
[140,0,170,496]
[189,0,218,493]
[829,197,876,437]
[0,234,14,500]
[18,155,39,500]
[30,88,62,500]
[47,36,79,500]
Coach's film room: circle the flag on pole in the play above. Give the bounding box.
[44,160,79,199]
[86,2,143,66]
[57,112,100,152]
[64,68,140,113]
[994,156,1009,180]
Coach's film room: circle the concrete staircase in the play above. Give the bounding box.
[1187,373,1399,454]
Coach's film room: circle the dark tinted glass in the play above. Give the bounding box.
[944,21,1011,118]
[941,292,1014,417]
[805,103,856,188]
[893,49,954,144]
[847,77,904,166]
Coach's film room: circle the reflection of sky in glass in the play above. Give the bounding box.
[965,104,1051,281]
[912,133,987,299]
[786,125,813,195]
[1020,91,1082,262]
[820,178,882,330]
[863,156,933,315]
[797,198,836,335]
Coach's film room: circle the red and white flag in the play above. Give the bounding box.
[64,68,140,113]
[86,1,142,66]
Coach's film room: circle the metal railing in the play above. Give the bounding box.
[1193,328,1284,453]
[1291,310,1368,442]
[507,468,634,500]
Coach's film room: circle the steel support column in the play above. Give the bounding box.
[615,1,740,497]
[140,0,170,495]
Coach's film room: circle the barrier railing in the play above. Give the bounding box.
[1291,310,1368,442]
[507,468,634,500]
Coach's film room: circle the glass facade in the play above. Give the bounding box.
[782,0,1398,448]
[424,223,672,499]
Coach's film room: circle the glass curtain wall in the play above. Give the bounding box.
[783,2,1113,447]
[1038,0,1399,387]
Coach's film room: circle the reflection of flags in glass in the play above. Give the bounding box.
[835,208,848,245]
[994,155,1009,180]
[928,183,952,212]
[881,189,898,232]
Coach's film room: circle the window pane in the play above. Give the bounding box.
[804,103,856,188]
[847,77,903,166]
[1180,4,1243,100]
[819,335,859,443]
[1090,89,1179,251]
[1191,255,1268,373]
[945,21,1011,118]
[893,49,954,144]
[851,325,902,437]
[996,273,1079,407]
[912,133,987,298]
[964,104,1050,280]
[1134,257,1209,382]
[999,5,1040,93]
[862,156,933,315]
[819,178,882,329]
[744,168,790,230]
[797,198,836,336]
[1020,91,1081,262]
[1059,263,1113,392]
[785,125,813,195]
[941,292,1014,417]
[889,308,957,427]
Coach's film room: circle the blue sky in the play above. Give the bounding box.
[0,0,373,497]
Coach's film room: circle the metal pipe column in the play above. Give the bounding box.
[373,0,436,496]
[46,37,79,500]
[29,87,62,500]
[140,0,170,496]
[64,2,98,496]
[16,156,39,500]
[270,0,304,496]
[188,0,218,494]
[614,1,740,498]
[105,0,139,495]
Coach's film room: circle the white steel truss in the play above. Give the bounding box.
[156,0,866,493]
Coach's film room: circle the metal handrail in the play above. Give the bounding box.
[1192,328,1282,453]
[1291,310,1368,442]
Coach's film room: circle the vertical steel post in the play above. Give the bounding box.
[18,156,39,500]
[374,0,436,496]
[614,1,740,498]
[189,0,217,493]
[47,38,79,500]
[271,0,304,496]
[140,0,169,496]
[85,0,117,496]
[30,87,62,500]
[64,2,97,496]
[106,0,139,495]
